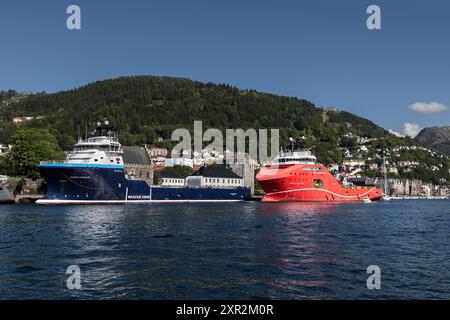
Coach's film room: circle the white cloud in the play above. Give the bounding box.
[388,129,404,137]
[409,102,448,115]
[403,122,422,138]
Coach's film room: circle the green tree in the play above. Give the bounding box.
[161,165,194,179]
[340,136,358,152]
[154,165,194,185]
[0,157,10,175]
[9,129,65,178]
[58,134,77,151]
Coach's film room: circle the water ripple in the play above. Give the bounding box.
[0,200,449,299]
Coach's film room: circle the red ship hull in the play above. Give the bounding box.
[256,164,382,202]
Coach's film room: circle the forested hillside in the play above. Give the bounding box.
[0,76,449,183]
[0,76,388,160]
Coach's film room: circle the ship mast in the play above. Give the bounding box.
[383,155,388,195]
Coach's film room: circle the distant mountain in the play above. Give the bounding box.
[415,126,450,155]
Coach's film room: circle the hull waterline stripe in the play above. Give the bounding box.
[39,163,124,169]
[266,187,377,199]
[36,199,244,204]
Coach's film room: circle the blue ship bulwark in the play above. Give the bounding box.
[38,164,251,203]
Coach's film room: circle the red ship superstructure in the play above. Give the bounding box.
[256,149,382,202]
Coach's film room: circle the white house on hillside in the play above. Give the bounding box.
[0,144,12,157]
[165,157,194,168]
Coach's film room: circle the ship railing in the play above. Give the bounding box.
[39,160,91,165]
[152,185,246,189]
[40,160,66,165]
[278,150,314,157]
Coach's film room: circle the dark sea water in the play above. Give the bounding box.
[0,200,449,300]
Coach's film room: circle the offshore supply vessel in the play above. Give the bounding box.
[256,148,382,202]
[36,121,250,204]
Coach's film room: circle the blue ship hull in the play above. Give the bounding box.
[37,164,251,204]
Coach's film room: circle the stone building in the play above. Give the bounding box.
[390,179,424,197]
[228,155,256,195]
[122,146,154,185]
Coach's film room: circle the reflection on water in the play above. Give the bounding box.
[0,200,449,299]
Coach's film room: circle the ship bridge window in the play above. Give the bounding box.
[303,167,323,171]
[79,145,91,151]
[278,158,315,163]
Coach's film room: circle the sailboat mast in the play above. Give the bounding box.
[383,156,388,195]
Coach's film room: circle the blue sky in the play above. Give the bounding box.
[0,0,449,135]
